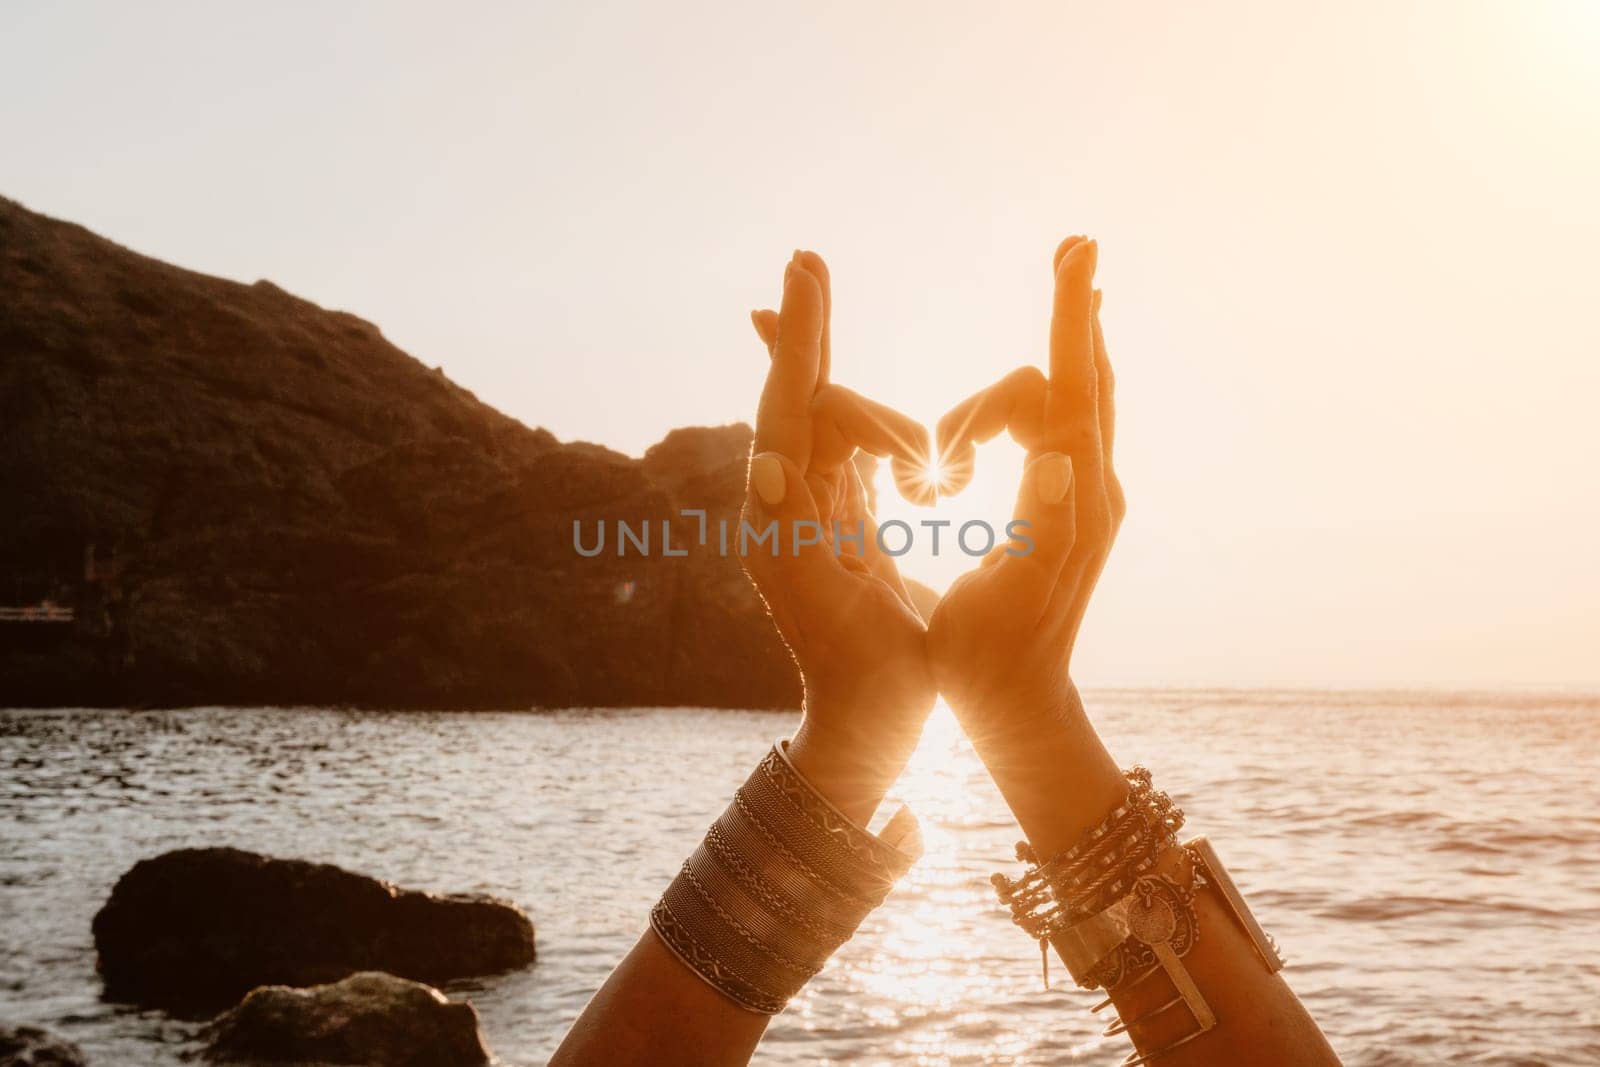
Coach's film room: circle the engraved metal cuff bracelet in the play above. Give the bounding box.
[650,741,922,1014]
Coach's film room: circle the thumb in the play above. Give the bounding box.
[745,451,835,576]
[998,452,1076,583]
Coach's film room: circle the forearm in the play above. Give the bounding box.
[549,932,768,1067]
[956,683,1340,1067]
[550,700,919,1067]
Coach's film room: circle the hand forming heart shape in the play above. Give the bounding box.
[747,241,1120,527]
[730,238,1124,829]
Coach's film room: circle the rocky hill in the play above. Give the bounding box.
[0,196,804,708]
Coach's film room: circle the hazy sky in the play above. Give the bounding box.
[4,2,1597,686]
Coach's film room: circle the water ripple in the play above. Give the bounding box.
[1,691,1597,1065]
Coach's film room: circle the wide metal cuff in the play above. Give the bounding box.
[650,741,922,1015]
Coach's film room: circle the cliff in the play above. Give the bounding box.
[0,196,803,708]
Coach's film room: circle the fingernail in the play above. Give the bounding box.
[1035,452,1073,505]
[751,452,787,507]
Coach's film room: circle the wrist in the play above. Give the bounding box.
[933,646,1078,732]
[949,680,1128,857]
[786,697,929,826]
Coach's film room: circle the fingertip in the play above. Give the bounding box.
[784,261,821,294]
[779,264,824,334]
[1053,235,1086,273]
[1057,239,1088,276]
[937,442,975,498]
[795,249,829,281]
[890,456,938,508]
[1055,243,1099,312]
[751,308,778,347]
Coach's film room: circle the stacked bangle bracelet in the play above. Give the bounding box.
[993,766,1286,1065]
[650,740,922,1014]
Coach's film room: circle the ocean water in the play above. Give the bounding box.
[1,691,1598,1066]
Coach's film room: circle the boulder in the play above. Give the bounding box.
[202,972,490,1066]
[92,848,535,1015]
[0,194,801,710]
[0,1026,87,1067]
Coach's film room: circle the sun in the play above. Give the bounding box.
[890,457,941,508]
[933,447,974,497]
[889,449,977,509]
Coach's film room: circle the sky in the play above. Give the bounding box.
[3,1,1597,687]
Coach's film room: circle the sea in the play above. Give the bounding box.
[2,690,1598,1065]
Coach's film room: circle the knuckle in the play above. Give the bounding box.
[808,383,841,416]
[1009,365,1048,396]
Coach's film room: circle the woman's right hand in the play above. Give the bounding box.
[926,236,1124,739]
[743,250,937,824]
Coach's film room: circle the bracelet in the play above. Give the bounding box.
[650,741,922,1014]
[992,766,1185,958]
[993,767,1287,1064]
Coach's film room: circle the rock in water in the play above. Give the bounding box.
[202,972,491,1066]
[0,194,801,710]
[92,848,536,1014]
[0,1027,87,1067]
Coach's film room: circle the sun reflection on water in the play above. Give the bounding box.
[784,702,1106,1063]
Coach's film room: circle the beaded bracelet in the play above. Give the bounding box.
[993,767,1286,1065]
[992,765,1186,977]
[650,741,921,1014]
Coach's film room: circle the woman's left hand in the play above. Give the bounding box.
[742,251,936,823]
[926,237,1124,737]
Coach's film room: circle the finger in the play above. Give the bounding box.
[1048,238,1098,405]
[834,459,869,561]
[805,469,840,525]
[1090,287,1126,528]
[1090,288,1113,456]
[1044,239,1110,550]
[751,308,779,354]
[753,262,824,465]
[812,384,935,506]
[991,451,1077,595]
[934,366,1048,495]
[744,450,838,586]
[842,460,916,608]
[793,250,831,386]
[1052,234,1088,274]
